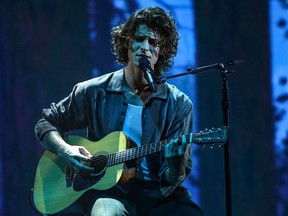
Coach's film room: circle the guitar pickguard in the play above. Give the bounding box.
[73,170,106,191]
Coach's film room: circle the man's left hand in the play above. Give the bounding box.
[164,135,189,177]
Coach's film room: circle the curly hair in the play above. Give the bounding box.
[111,7,179,76]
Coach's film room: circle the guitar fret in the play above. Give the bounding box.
[112,153,115,165]
[130,149,134,160]
[109,155,112,166]
[127,149,132,160]
[131,148,135,160]
[137,147,141,157]
[132,148,135,158]
[108,154,112,166]
[119,151,125,163]
[115,153,119,163]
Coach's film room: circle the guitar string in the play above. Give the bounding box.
[107,139,169,166]
[86,130,224,167]
[105,131,222,166]
[90,139,170,167]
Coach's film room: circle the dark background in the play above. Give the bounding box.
[0,0,284,215]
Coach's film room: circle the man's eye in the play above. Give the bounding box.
[133,36,160,46]
[148,38,159,46]
[134,36,145,42]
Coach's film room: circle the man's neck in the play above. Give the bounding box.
[124,66,151,101]
[124,65,148,93]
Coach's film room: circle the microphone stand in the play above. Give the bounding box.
[165,59,243,216]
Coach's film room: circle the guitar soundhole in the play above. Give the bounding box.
[90,155,108,174]
[73,155,108,192]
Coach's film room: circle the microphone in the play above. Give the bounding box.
[139,56,157,92]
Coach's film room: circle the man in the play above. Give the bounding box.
[35,6,204,216]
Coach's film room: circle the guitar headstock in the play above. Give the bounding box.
[192,126,228,146]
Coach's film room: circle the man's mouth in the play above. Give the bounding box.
[136,54,150,58]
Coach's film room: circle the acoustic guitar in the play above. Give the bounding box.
[33,127,227,214]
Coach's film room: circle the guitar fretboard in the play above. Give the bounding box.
[107,138,171,166]
[106,127,227,166]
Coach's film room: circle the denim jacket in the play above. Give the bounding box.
[35,69,193,196]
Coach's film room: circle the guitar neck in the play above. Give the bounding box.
[107,137,172,167]
[107,127,227,166]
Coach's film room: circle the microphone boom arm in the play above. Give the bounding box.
[165,59,244,80]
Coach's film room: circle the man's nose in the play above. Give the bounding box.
[140,39,149,52]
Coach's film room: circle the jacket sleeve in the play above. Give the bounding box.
[34,82,89,141]
[159,91,193,197]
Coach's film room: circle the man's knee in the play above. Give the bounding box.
[90,198,128,216]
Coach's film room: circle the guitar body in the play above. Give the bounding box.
[33,131,128,214]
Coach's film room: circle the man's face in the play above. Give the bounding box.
[128,24,161,69]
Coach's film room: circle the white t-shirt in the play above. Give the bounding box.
[122,103,153,180]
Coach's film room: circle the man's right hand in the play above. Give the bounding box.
[42,131,95,175]
[59,145,95,175]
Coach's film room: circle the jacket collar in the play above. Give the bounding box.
[107,69,168,100]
